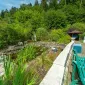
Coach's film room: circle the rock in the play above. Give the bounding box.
[24,41,28,44]
[7,46,15,51]
[18,42,23,46]
[51,47,58,52]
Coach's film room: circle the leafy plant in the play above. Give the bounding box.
[58,35,71,44]
[50,29,65,42]
[2,55,37,85]
[36,28,49,41]
[0,78,3,85]
[3,56,13,79]
[17,45,37,64]
[13,64,27,85]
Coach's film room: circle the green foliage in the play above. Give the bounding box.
[49,0,58,9]
[0,0,85,48]
[31,11,43,30]
[58,35,71,44]
[14,24,32,41]
[17,45,37,63]
[1,55,37,85]
[35,0,39,6]
[0,41,6,49]
[0,27,19,48]
[3,56,13,79]
[14,10,33,23]
[0,10,5,18]
[49,29,71,43]
[45,10,67,29]
[13,64,28,85]
[63,5,78,24]
[50,29,65,41]
[0,78,3,85]
[70,22,85,32]
[10,7,17,16]
[69,22,85,39]
[41,0,48,11]
[36,28,49,41]
[0,1,85,84]
[80,32,85,39]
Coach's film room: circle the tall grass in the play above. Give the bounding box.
[0,78,3,85]
[3,56,13,79]
[0,55,37,85]
[13,64,27,85]
[0,45,47,85]
[17,45,37,64]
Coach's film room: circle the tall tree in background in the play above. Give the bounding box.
[10,7,17,15]
[35,0,39,6]
[0,10,5,18]
[80,0,82,8]
[82,0,85,7]
[0,9,9,18]
[41,0,48,11]
[60,0,82,7]
[49,0,58,9]
[28,3,32,6]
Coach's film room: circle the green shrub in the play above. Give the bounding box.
[70,22,85,32]
[0,27,20,48]
[17,45,37,63]
[13,64,28,85]
[1,55,37,85]
[36,28,49,41]
[3,56,13,79]
[80,32,85,39]
[69,22,85,39]
[0,41,7,49]
[44,10,67,29]
[12,23,32,41]
[50,29,65,42]
[2,56,14,85]
[58,35,71,44]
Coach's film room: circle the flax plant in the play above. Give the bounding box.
[3,56,13,79]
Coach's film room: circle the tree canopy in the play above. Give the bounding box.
[0,0,85,48]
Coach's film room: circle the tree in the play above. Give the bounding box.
[49,0,58,9]
[80,0,82,8]
[14,10,33,23]
[0,10,5,18]
[70,22,85,32]
[31,10,43,30]
[20,4,27,10]
[60,0,78,6]
[20,3,32,10]
[28,3,32,6]
[45,10,67,29]
[35,0,39,6]
[41,0,48,11]
[10,7,17,15]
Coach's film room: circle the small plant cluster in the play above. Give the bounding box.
[0,55,36,85]
[17,44,47,62]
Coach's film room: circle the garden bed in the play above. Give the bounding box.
[0,42,63,85]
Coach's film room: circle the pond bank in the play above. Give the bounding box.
[0,41,66,56]
[0,41,64,84]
